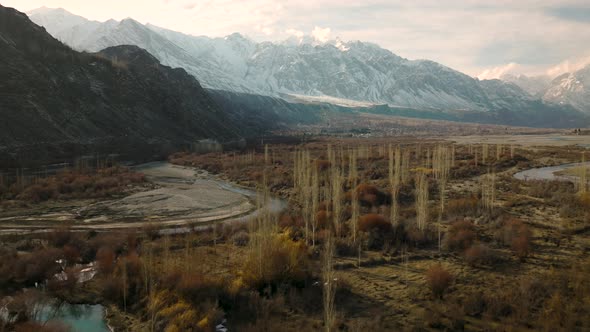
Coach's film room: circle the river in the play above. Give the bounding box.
[0,162,287,234]
[513,161,590,182]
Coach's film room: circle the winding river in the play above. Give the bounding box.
[0,162,287,234]
[513,161,590,182]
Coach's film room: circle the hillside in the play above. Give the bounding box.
[0,5,243,166]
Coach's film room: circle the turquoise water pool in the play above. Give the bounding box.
[40,303,109,332]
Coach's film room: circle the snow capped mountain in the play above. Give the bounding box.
[27,7,575,116]
[500,73,551,97]
[27,6,91,34]
[543,65,590,113]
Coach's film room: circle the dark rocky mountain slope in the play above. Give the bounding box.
[0,5,243,166]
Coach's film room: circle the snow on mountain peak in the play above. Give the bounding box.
[26,8,568,114]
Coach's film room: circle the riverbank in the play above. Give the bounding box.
[0,162,286,234]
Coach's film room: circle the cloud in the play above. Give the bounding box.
[546,55,590,77]
[546,6,590,23]
[477,63,521,80]
[285,28,304,38]
[477,55,590,80]
[311,26,331,43]
[257,25,274,35]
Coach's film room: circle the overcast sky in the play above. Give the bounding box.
[4,0,590,78]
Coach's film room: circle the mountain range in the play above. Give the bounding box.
[27,7,590,121]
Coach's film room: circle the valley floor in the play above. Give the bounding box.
[1,135,589,331]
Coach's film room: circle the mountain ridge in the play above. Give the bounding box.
[28,7,553,115]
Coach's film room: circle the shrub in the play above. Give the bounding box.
[242,234,310,290]
[47,226,73,248]
[278,214,296,229]
[464,243,498,266]
[315,160,331,171]
[18,183,58,202]
[14,248,62,285]
[498,219,532,261]
[425,264,453,299]
[354,184,388,206]
[315,210,330,229]
[463,291,486,317]
[102,277,123,302]
[443,220,476,252]
[446,197,479,216]
[358,214,391,233]
[62,244,81,266]
[96,247,116,275]
[232,231,250,247]
[511,233,531,261]
[335,238,357,256]
[175,272,225,304]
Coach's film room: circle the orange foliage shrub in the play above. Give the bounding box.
[446,197,479,216]
[97,247,116,275]
[464,243,497,266]
[13,167,145,203]
[498,219,532,261]
[18,183,58,203]
[315,210,330,228]
[358,214,391,233]
[426,264,453,299]
[175,272,225,304]
[353,184,388,206]
[315,160,331,171]
[443,220,476,252]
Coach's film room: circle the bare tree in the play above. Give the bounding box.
[312,164,320,247]
[415,171,429,231]
[578,152,587,194]
[389,145,402,226]
[481,169,496,212]
[433,145,451,251]
[332,164,343,237]
[322,234,336,332]
[349,149,359,243]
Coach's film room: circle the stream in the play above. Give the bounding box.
[0,162,287,233]
[513,161,590,182]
